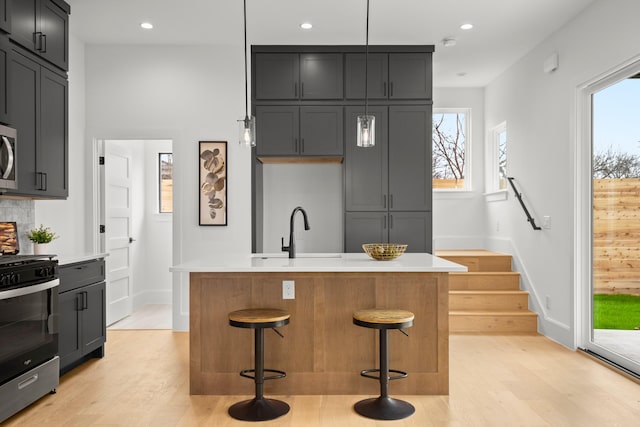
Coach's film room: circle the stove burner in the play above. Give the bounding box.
[0,255,56,266]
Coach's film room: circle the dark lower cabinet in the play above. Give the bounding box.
[7,46,67,198]
[58,258,106,375]
[345,211,431,253]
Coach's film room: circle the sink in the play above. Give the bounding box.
[252,253,342,259]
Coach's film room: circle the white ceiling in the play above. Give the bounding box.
[66,0,596,87]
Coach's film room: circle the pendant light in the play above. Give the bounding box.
[356,0,375,148]
[238,0,256,147]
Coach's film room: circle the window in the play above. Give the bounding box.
[159,153,173,213]
[432,109,470,190]
[487,122,507,194]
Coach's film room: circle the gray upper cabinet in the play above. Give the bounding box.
[254,53,343,100]
[0,36,9,125]
[256,105,343,157]
[388,105,432,211]
[345,53,432,100]
[0,0,10,33]
[345,105,388,211]
[10,0,69,71]
[8,47,68,198]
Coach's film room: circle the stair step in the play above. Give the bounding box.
[449,290,530,311]
[436,249,512,272]
[449,272,520,290]
[449,311,538,333]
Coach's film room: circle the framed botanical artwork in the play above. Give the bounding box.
[199,141,227,226]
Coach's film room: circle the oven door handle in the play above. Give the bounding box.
[1,136,14,179]
[0,279,59,300]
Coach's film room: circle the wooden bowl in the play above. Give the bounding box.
[362,243,407,261]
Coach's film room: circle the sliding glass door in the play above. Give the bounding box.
[588,68,640,375]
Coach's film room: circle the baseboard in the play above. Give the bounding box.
[133,290,172,309]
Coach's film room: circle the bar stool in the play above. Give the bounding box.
[352,308,415,420]
[228,308,290,422]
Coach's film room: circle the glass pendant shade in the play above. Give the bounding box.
[356,115,375,148]
[238,115,256,147]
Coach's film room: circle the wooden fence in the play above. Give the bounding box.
[593,178,640,294]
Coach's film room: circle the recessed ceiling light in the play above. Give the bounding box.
[140,22,154,30]
[460,23,473,30]
[300,22,313,30]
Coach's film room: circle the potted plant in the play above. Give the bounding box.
[26,224,58,255]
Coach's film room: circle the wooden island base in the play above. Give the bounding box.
[190,271,449,395]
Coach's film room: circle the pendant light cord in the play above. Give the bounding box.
[243,0,249,120]
[364,0,370,117]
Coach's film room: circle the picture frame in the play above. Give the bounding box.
[199,141,227,226]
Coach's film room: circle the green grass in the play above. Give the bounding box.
[593,294,640,330]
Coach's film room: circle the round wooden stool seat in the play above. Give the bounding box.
[353,309,414,329]
[229,308,290,329]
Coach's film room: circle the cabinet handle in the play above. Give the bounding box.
[390,194,393,209]
[301,82,304,98]
[390,81,394,97]
[390,214,394,229]
[301,138,305,153]
[294,137,298,153]
[76,293,83,311]
[384,215,387,229]
[294,83,298,98]
[41,34,47,53]
[34,32,43,51]
[383,82,387,97]
[37,172,47,191]
[83,291,88,310]
[383,194,387,209]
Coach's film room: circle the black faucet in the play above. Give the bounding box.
[281,206,310,258]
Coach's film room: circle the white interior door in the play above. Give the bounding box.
[105,141,133,325]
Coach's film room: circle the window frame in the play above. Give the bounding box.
[432,108,472,192]
[485,121,508,201]
[158,152,173,214]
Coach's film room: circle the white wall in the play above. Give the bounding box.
[35,33,88,255]
[432,87,487,249]
[484,0,640,347]
[84,45,249,330]
[262,164,343,253]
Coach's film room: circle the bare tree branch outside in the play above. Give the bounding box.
[433,112,466,186]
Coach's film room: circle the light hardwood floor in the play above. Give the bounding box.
[4,331,640,426]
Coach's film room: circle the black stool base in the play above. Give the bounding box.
[228,397,290,422]
[354,396,415,420]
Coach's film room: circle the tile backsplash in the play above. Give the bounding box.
[0,199,35,254]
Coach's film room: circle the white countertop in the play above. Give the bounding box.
[55,252,109,266]
[170,252,467,273]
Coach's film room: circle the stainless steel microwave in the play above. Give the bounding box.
[0,125,17,190]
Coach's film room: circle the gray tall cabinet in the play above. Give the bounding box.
[252,45,433,254]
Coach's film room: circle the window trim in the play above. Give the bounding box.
[432,108,472,192]
[158,152,173,214]
[486,121,507,198]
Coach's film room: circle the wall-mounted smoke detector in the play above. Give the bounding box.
[442,38,457,47]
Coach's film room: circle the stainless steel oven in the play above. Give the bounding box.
[0,256,59,423]
[0,124,17,190]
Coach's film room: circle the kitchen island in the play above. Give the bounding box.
[171,253,466,395]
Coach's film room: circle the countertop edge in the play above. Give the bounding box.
[56,252,109,266]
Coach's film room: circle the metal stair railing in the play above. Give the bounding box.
[507,177,541,231]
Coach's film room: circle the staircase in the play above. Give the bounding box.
[435,250,538,334]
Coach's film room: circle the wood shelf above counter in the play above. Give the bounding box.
[174,253,465,396]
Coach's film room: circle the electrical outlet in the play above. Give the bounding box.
[282,280,295,299]
[543,216,551,229]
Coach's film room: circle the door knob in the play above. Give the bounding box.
[129,237,136,243]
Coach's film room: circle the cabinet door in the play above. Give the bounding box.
[345,211,387,252]
[0,36,9,125]
[58,290,82,371]
[39,67,67,197]
[9,0,37,52]
[0,0,10,33]
[300,106,343,156]
[389,211,431,253]
[388,105,432,211]
[255,106,299,156]
[345,106,388,211]
[388,53,432,99]
[300,53,343,99]
[345,53,388,99]
[254,54,299,100]
[39,0,68,70]
[82,282,106,354]
[8,48,39,196]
